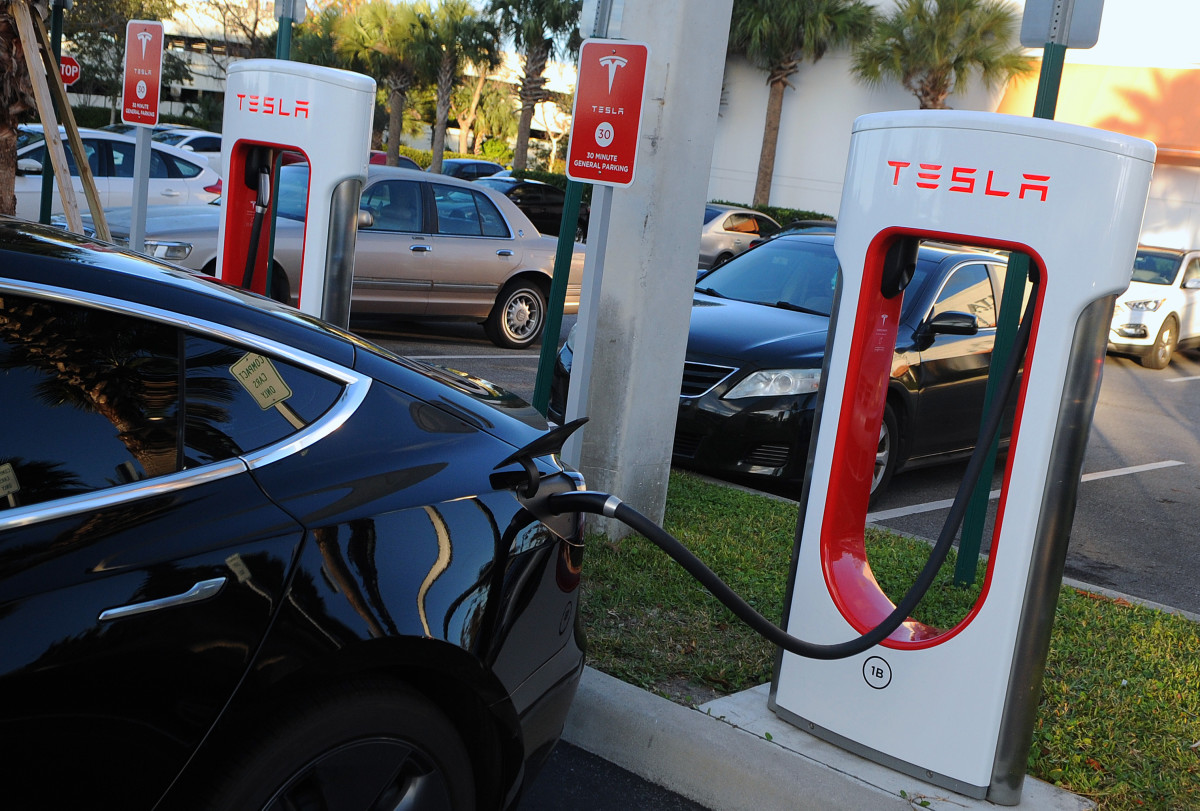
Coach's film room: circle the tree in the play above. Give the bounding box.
[335,0,434,166]
[729,0,877,207]
[489,0,580,172]
[450,69,488,154]
[422,0,499,173]
[0,3,37,216]
[851,0,1033,110]
[472,80,517,159]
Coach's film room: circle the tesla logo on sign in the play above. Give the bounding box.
[121,20,164,127]
[566,38,650,188]
[887,160,1050,201]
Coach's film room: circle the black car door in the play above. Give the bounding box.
[909,261,1000,459]
[0,293,342,806]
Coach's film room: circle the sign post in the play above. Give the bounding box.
[121,20,164,254]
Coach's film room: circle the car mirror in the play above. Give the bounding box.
[357,208,374,229]
[17,158,41,175]
[924,311,979,335]
[1183,278,1200,290]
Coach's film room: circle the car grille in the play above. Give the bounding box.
[743,444,792,468]
[680,362,736,397]
[673,432,702,459]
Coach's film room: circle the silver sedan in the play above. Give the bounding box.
[75,164,584,348]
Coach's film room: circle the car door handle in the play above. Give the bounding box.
[160,189,182,198]
[99,577,227,621]
[496,249,514,257]
[410,244,432,253]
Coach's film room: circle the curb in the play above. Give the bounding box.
[563,667,1095,811]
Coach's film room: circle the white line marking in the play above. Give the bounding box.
[407,354,533,361]
[1166,375,1200,383]
[866,460,1185,522]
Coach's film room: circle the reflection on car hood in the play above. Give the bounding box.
[82,204,221,238]
[688,294,828,368]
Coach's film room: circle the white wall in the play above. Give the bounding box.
[1142,165,1200,249]
[707,53,1004,216]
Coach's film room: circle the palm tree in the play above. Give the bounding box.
[489,0,580,172]
[851,0,1033,110]
[423,0,500,173]
[0,5,36,217]
[729,0,877,207]
[335,0,435,166]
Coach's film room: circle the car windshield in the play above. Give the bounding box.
[152,132,188,145]
[276,164,312,221]
[696,239,841,316]
[702,206,724,224]
[1130,249,1182,285]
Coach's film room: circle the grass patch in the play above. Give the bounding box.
[579,470,1200,811]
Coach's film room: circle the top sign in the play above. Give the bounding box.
[121,20,164,126]
[1020,0,1104,49]
[60,55,81,87]
[566,38,650,188]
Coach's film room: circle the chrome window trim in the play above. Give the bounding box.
[0,278,373,528]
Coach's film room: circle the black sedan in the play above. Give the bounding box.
[475,176,590,241]
[551,233,1014,498]
[0,218,586,809]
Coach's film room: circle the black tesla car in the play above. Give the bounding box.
[0,218,586,809]
[474,176,590,241]
[551,233,1016,498]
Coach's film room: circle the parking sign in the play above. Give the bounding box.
[566,39,650,188]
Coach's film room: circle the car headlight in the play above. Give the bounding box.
[724,368,821,399]
[143,240,193,261]
[1125,298,1165,312]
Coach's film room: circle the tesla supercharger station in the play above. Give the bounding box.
[216,60,375,326]
[772,111,1155,804]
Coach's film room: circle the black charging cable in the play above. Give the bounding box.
[241,167,272,290]
[546,293,1036,661]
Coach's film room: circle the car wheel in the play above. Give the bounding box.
[485,279,546,349]
[206,683,475,811]
[713,252,733,269]
[870,404,899,501]
[1141,316,1177,369]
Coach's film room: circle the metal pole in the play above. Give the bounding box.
[955,42,1065,586]
[532,180,585,415]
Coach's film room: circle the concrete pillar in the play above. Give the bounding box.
[565,0,733,538]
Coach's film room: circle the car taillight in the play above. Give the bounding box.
[204,179,223,194]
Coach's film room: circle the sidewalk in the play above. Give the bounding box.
[562,667,1095,811]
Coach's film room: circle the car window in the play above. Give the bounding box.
[190,137,220,152]
[1181,258,1200,287]
[159,151,204,179]
[755,216,781,237]
[722,213,760,235]
[932,263,997,328]
[432,183,509,238]
[361,179,424,233]
[23,140,100,177]
[700,239,839,315]
[1131,250,1182,285]
[0,293,344,510]
[152,132,188,145]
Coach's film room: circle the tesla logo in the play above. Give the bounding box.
[235,94,310,119]
[598,54,627,92]
[887,160,1050,202]
[137,30,153,59]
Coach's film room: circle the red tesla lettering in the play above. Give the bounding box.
[264,96,275,115]
[1019,173,1050,201]
[295,100,310,119]
[984,170,1010,197]
[949,166,976,193]
[916,163,942,190]
[888,160,911,185]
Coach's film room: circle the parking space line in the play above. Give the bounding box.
[866,460,1185,523]
[408,354,533,361]
[1166,376,1200,383]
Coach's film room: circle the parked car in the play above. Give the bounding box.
[475,176,590,239]
[372,150,422,170]
[0,217,586,809]
[15,128,222,220]
[151,127,223,167]
[698,204,782,270]
[433,158,506,180]
[551,233,1019,499]
[68,163,586,349]
[1108,246,1200,368]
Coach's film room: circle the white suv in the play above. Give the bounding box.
[1109,247,1200,369]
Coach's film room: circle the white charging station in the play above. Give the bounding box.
[771,111,1155,804]
[216,60,375,326]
